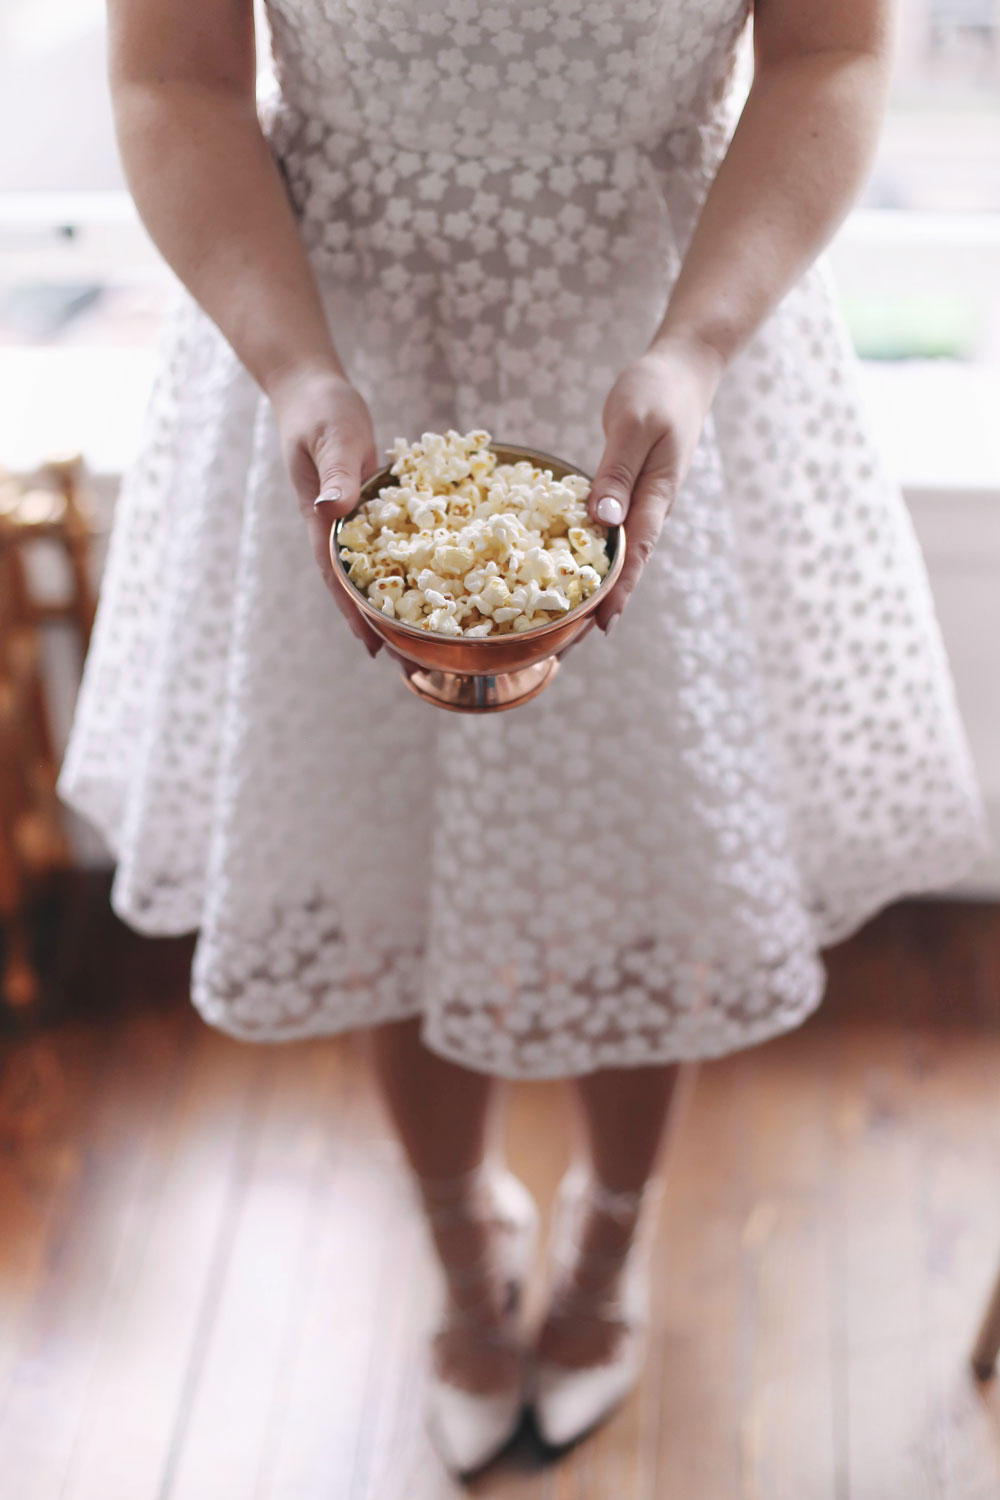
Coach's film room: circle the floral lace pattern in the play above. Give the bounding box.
[58,0,990,1078]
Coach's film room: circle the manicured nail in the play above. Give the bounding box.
[596,495,624,525]
[314,488,343,508]
[604,613,620,637]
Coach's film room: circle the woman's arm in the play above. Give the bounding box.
[109,0,339,394]
[108,0,384,654]
[653,0,896,365]
[587,0,897,632]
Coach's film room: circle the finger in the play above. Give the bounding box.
[593,469,675,632]
[587,417,651,529]
[308,427,384,657]
[312,427,367,518]
[305,504,384,658]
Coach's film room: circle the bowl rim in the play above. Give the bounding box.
[328,440,622,645]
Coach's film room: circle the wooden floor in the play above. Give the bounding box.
[2,895,1000,1498]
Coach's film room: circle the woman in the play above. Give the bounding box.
[59,0,990,1476]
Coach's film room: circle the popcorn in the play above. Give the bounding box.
[432,543,476,576]
[487,514,523,549]
[479,576,511,614]
[370,575,405,599]
[341,550,376,587]
[416,568,451,595]
[533,588,572,613]
[518,545,556,586]
[463,560,500,593]
[338,428,611,637]
[426,608,463,636]
[338,516,372,550]
[396,589,426,624]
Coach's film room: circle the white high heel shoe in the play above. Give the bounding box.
[417,1158,539,1476]
[531,1162,664,1449]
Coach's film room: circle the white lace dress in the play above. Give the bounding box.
[58,0,991,1078]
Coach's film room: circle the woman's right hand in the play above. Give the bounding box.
[268,361,385,658]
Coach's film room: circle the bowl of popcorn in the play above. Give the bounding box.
[328,428,625,712]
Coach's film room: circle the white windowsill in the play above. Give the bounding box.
[856,361,1000,503]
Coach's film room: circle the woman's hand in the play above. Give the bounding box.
[269,361,385,658]
[585,336,724,634]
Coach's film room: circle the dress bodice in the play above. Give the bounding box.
[261,0,751,159]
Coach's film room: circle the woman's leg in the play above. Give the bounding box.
[368,1013,500,1180]
[366,1015,518,1390]
[572,1060,689,1191]
[537,1060,695,1366]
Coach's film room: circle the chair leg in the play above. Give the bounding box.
[971,1260,1000,1380]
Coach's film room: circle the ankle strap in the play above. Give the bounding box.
[546,1166,664,1280]
[415,1157,497,1228]
[416,1161,522,1331]
[585,1180,650,1222]
[419,1159,492,1196]
[568,1165,665,1224]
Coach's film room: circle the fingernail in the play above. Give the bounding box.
[596,495,624,525]
[314,488,343,508]
[604,612,620,637]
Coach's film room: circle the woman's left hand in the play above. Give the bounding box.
[585,336,724,635]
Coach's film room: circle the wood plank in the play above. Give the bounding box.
[831,1005,941,1500]
[650,1055,755,1500]
[54,1017,268,1500]
[739,1027,839,1500]
[232,1036,419,1500]
[0,996,196,1498]
[901,923,1000,1500]
[0,1017,108,1399]
[162,1034,355,1500]
[915,1029,1000,1500]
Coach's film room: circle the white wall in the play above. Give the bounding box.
[0,2,122,192]
[906,486,1000,893]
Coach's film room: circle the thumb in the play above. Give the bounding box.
[313,431,366,520]
[586,420,648,529]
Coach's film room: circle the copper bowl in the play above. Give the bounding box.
[328,442,625,713]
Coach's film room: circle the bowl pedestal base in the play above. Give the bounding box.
[400,656,559,712]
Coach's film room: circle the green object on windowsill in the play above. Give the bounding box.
[840,294,977,362]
